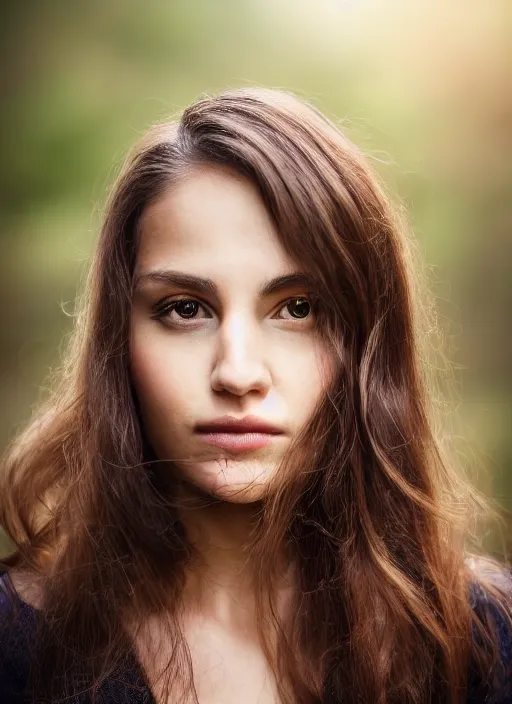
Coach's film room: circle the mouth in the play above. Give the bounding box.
[194,415,285,452]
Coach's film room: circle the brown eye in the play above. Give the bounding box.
[173,300,200,318]
[288,298,311,318]
[152,298,210,325]
[277,297,312,320]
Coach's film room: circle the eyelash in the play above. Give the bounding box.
[151,296,317,327]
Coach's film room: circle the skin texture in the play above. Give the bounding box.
[130,165,334,505]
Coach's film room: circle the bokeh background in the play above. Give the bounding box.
[1,0,510,555]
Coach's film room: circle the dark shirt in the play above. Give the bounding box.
[0,568,511,703]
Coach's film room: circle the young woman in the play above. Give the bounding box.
[0,87,510,704]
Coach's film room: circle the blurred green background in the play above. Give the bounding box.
[1,0,510,555]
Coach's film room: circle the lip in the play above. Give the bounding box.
[194,415,284,452]
[196,432,279,452]
[194,415,284,435]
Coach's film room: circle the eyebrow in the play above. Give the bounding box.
[133,269,317,298]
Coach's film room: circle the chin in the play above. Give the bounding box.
[209,484,269,504]
[182,459,274,503]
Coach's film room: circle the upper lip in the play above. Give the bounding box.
[195,415,284,434]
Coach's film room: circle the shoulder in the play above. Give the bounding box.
[467,563,512,704]
[468,561,512,644]
[0,569,38,701]
[0,570,150,703]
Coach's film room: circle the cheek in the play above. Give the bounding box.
[282,340,334,419]
[129,329,202,428]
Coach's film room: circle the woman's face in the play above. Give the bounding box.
[130,165,334,502]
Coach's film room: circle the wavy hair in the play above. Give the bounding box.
[1,87,511,703]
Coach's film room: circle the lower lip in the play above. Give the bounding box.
[196,432,280,451]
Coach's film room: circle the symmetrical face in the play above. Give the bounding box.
[130,165,334,503]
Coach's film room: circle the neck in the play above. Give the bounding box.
[175,483,292,624]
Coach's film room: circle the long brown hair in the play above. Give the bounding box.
[1,87,510,703]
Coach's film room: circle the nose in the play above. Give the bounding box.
[210,313,272,397]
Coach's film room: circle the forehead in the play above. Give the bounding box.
[135,166,296,281]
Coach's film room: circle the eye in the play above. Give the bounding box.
[152,298,211,325]
[151,295,316,327]
[275,297,313,321]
